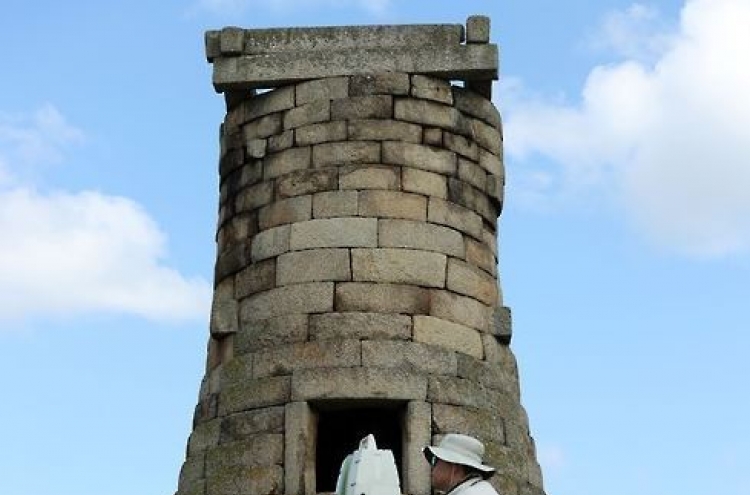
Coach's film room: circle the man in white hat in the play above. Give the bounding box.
[423,434,499,495]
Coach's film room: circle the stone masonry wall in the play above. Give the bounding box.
[174,71,545,495]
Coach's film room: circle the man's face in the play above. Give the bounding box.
[429,457,466,493]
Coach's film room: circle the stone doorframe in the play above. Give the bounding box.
[284,400,432,495]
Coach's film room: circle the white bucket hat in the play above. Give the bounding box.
[423,434,496,478]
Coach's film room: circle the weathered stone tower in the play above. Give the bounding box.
[175,16,545,495]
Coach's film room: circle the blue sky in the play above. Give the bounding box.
[0,1,748,494]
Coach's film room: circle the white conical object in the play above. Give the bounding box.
[335,434,401,495]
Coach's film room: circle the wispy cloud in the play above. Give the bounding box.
[0,105,211,325]
[501,0,750,259]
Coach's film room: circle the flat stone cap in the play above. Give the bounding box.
[206,16,498,93]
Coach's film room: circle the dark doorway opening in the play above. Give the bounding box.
[315,404,404,493]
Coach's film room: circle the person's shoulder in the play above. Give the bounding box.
[467,480,501,495]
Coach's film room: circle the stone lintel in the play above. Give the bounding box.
[212,44,498,92]
[207,24,465,60]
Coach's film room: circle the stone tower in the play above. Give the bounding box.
[175,16,545,495]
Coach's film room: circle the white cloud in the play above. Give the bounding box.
[0,106,211,324]
[195,0,390,16]
[501,0,750,258]
[537,442,566,472]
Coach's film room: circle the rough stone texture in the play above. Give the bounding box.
[362,340,457,375]
[284,99,330,130]
[276,248,351,285]
[348,119,422,143]
[234,314,308,354]
[187,20,544,495]
[453,86,502,129]
[339,164,400,190]
[335,282,429,314]
[331,95,393,120]
[394,99,465,134]
[254,339,361,377]
[429,289,491,332]
[219,376,292,415]
[352,248,446,288]
[466,236,497,276]
[312,141,381,167]
[289,217,377,249]
[263,146,311,180]
[382,141,456,175]
[238,282,334,320]
[359,190,427,220]
[402,168,448,199]
[258,195,312,230]
[212,44,498,92]
[309,312,412,341]
[349,72,411,96]
[432,403,504,444]
[403,401,432,495]
[295,121,347,147]
[379,219,464,257]
[235,258,276,298]
[413,315,484,358]
[312,190,359,218]
[466,15,491,44]
[220,407,285,443]
[276,168,338,199]
[205,434,283,473]
[234,181,274,213]
[291,367,428,401]
[427,197,483,239]
[210,278,239,336]
[243,113,282,140]
[284,402,316,495]
[296,77,349,105]
[446,258,498,305]
[250,224,290,261]
[268,130,294,153]
[411,74,453,105]
[205,465,282,495]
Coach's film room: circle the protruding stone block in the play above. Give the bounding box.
[466,16,491,44]
[210,278,239,336]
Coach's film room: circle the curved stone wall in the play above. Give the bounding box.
[176,72,544,495]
